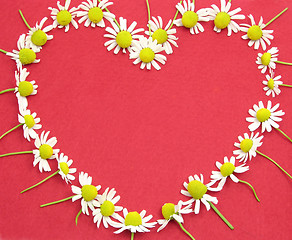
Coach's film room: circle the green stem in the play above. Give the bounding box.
[264,8,288,28]
[0,123,24,140]
[0,88,15,95]
[146,0,151,37]
[275,60,292,66]
[75,208,82,226]
[21,170,60,194]
[168,1,182,30]
[131,232,134,240]
[176,221,196,240]
[19,10,31,30]
[256,150,292,180]
[97,0,121,30]
[279,84,292,88]
[0,151,33,158]
[238,179,260,202]
[0,49,8,54]
[209,202,234,230]
[275,128,292,143]
[40,195,74,208]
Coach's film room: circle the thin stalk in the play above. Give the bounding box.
[176,221,196,240]
[0,88,15,95]
[275,128,292,143]
[264,8,288,28]
[238,179,260,202]
[40,195,74,208]
[279,84,292,88]
[275,60,292,66]
[21,170,60,194]
[0,123,24,140]
[0,49,8,54]
[131,232,134,240]
[75,209,82,226]
[168,1,182,30]
[209,201,234,230]
[146,0,152,37]
[0,151,33,158]
[97,0,121,30]
[256,150,292,180]
[19,10,31,30]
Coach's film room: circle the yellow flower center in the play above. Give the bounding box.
[139,48,155,63]
[31,30,47,46]
[116,31,133,49]
[182,11,198,28]
[57,10,72,26]
[100,200,115,217]
[18,81,34,97]
[240,139,253,153]
[81,185,98,202]
[247,25,263,41]
[19,49,36,65]
[162,203,175,220]
[220,162,235,177]
[88,7,103,23]
[187,180,207,200]
[214,12,231,29]
[152,29,168,44]
[39,144,53,160]
[268,78,274,90]
[261,52,271,66]
[256,108,271,122]
[59,162,69,175]
[124,212,142,226]
[24,114,35,128]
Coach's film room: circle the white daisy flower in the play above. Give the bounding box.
[14,65,38,112]
[71,172,101,215]
[26,17,54,53]
[256,47,278,74]
[262,72,283,97]
[32,131,60,172]
[145,16,178,55]
[18,108,42,141]
[233,132,264,162]
[6,34,40,66]
[104,17,144,54]
[246,101,285,133]
[129,37,167,70]
[157,201,192,232]
[76,0,115,28]
[240,14,273,50]
[113,208,156,234]
[92,187,123,228]
[173,0,209,35]
[57,153,77,183]
[181,174,218,214]
[206,0,245,36]
[48,0,79,32]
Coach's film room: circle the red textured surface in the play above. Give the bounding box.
[0,0,292,239]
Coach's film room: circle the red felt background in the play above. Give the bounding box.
[0,0,291,239]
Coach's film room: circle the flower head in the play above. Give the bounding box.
[71,172,101,215]
[246,101,285,133]
[256,47,278,74]
[32,131,60,172]
[57,153,77,183]
[262,72,283,97]
[76,0,115,28]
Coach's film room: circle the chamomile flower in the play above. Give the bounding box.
[92,187,123,228]
[246,101,284,133]
[48,0,79,32]
[6,34,40,66]
[57,153,77,183]
[262,72,283,97]
[206,0,245,36]
[32,131,60,172]
[14,65,38,112]
[233,132,263,162]
[71,172,101,215]
[113,208,156,234]
[240,15,273,50]
[145,16,178,55]
[104,17,144,54]
[26,17,54,53]
[76,0,115,28]
[157,201,192,232]
[181,174,218,214]
[129,37,167,70]
[18,108,42,141]
[173,0,209,35]
[256,47,278,74]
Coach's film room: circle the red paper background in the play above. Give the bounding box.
[0,0,291,239]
